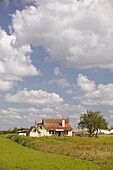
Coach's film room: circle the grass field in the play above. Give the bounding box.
[2,134,113,169]
[6,135,113,162]
[0,135,112,170]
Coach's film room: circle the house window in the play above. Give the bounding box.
[39,126,42,129]
[49,130,54,134]
[33,128,36,132]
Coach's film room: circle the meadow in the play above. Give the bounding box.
[0,135,109,170]
[4,134,113,169]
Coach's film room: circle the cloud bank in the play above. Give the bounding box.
[11,0,113,70]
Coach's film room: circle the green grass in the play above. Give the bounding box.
[0,135,111,170]
[6,135,113,163]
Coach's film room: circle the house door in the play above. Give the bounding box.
[58,131,61,136]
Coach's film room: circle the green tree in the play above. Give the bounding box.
[12,127,18,133]
[109,126,113,130]
[7,128,12,134]
[78,110,108,137]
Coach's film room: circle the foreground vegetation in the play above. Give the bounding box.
[5,134,113,169]
[0,135,107,170]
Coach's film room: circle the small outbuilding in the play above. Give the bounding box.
[18,130,27,136]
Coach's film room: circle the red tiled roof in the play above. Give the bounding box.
[26,126,34,134]
[43,118,68,119]
[42,118,72,130]
[26,126,41,134]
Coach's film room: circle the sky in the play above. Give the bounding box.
[0,0,113,130]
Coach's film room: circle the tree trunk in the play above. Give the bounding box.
[95,129,98,138]
[89,129,92,137]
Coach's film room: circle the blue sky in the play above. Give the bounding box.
[0,0,113,130]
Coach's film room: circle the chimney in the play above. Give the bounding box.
[62,119,65,127]
[35,120,37,127]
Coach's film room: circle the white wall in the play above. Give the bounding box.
[40,129,48,136]
[28,129,72,137]
[18,133,26,136]
[29,131,40,137]
[67,131,72,136]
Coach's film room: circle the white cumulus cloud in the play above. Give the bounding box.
[5,88,63,106]
[77,74,96,92]
[0,80,13,91]
[10,0,113,70]
[0,28,41,91]
[74,74,113,106]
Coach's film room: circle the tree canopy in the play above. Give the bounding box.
[78,110,108,137]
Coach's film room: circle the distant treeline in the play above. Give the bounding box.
[0,127,28,135]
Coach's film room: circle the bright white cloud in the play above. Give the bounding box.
[11,0,113,70]
[77,74,96,92]
[74,74,113,106]
[0,28,41,91]
[0,80,13,91]
[0,28,39,77]
[5,88,63,106]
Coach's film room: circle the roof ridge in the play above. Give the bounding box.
[43,118,69,119]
